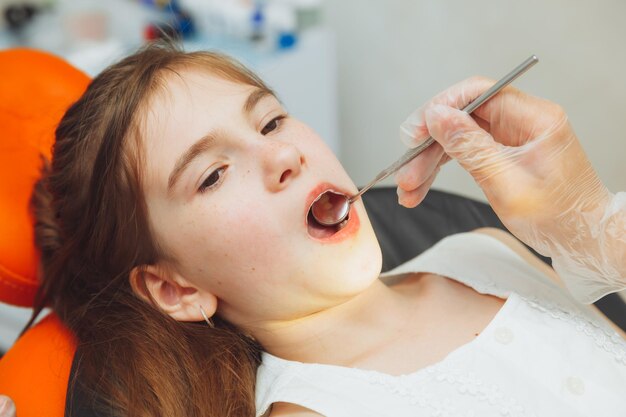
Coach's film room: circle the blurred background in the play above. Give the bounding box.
[1,0,625,351]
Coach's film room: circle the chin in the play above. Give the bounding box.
[335,232,383,296]
[357,209,384,274]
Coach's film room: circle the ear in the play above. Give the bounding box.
[129,264,218,322]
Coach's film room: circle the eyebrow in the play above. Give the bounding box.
[167,88,273,194]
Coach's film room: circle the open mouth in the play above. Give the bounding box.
[306,205,349,239]
[304,183,359,242]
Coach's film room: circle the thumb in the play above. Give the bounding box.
[424,104,505,181]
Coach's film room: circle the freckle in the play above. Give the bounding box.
[251,267,256,271]
[475,333,479,337]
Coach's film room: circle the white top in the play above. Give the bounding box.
[255,232,626,417]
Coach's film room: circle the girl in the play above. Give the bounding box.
[30,42,626,417]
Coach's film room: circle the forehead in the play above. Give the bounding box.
[149,67,256,116]
[138,68,258,192]
[145,68,250,143]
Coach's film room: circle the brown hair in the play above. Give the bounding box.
[28,42,272,416]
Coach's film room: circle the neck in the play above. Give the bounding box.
[252,277,428,366]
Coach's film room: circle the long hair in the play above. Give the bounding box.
[29,42,272,416]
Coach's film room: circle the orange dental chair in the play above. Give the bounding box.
[0,48,89,417]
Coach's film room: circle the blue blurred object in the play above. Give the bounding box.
[251,4,264,41]
[277,31,296,49]
[141,0,195,40]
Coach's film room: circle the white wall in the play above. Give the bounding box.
[323,0,626,202]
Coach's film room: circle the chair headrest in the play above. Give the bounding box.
[0,48,90,307]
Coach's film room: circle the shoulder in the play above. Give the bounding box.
[385,227,560,294]
[265,402,323,417]
[471,227,562,283]
[472,228,626,340]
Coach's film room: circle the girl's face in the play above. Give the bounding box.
[141,67,382,329]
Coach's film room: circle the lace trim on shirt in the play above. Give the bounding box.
[364,363,536,417]
[520,296,626,366]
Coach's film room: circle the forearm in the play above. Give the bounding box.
[551,191,626,304]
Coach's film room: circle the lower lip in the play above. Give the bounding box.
[307,203,360,244]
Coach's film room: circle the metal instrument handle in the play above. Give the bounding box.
[350,54,539,203]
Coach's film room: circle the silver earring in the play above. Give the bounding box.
[198,305,215,328]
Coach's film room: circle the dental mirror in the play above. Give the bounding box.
[311,55,539,227]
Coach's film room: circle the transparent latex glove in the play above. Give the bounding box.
[0,396,16,417]
[396,77,625,303]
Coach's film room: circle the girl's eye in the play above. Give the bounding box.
[199,166,226,193]
[261,115,286,135]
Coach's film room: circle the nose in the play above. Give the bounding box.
[260,141,305,192]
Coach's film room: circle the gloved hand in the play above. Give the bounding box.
[396,76,625,303]
[0,396,16,417]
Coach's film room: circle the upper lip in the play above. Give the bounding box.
[304,181,353,222]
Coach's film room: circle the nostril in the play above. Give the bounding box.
[280,169,292,183]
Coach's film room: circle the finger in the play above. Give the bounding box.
[431,76,496,110]
[474,115,491,133]
[437,153,451,168]
[395,142,445,191]
[474,87,568,146]
[425,76,568,148]
[400,77,495,148]
[424,104,504,181]
[399,106,430,148]
[0,396,16,417]
[397,167,439,208]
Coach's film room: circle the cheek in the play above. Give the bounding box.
[169,201,287,284]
